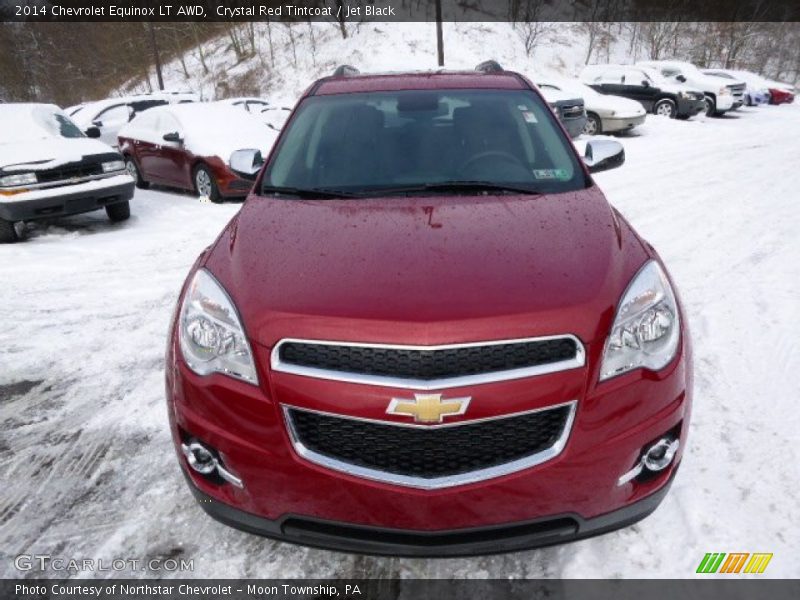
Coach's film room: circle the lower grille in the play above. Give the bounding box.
[285,402,575,488]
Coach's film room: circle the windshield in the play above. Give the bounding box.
[262,89,585,196]
[0,105,86,144]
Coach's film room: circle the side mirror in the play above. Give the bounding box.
[85,126,101,139]
[641,80,650,87]
[676,75,687,83]
[583,140,625,173]
[162,131,183,143]
[229,149,264,180]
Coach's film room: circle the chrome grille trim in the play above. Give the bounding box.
[282,400,577,489]
[270,335,586,390]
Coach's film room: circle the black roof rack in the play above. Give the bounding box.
[332,65,360,77]
[475,60,504,73]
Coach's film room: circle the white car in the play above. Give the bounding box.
[537,77,646,135]
[70,92,199,148]
[637,60,745,116]
[0,104,135,242]
[217,97,292,131]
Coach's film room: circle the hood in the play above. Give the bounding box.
[585,94,645,116]
[0,137,118,171]
[204,189,650,348]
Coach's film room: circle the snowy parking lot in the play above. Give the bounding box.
[2,102,799,578]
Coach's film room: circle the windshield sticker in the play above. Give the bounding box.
[533,169,570,180]
[521,111,538,123]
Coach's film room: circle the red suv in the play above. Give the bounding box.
[166,63,692,556]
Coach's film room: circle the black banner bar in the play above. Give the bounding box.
[1,0,800,23]
[2,580,800,600]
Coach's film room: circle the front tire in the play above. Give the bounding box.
[583,112,602,135]
[125,156,149,189]
[704,96,717,117]
[106,201,130,222]
[0,217,20,243]
[654,98,676,118]
[193,164,222,203]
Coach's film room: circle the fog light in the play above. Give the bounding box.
[181,441,244,488]
[617,436,680,486]
[643,438,679,472]
[183,442,217,474]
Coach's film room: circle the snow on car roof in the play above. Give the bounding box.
[124,103,278,162]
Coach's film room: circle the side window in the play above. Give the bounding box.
[95,104,132,127]
[661,68,680,78]
[597,69,625,84]
[247,101,269,113]
[158,113,181,135]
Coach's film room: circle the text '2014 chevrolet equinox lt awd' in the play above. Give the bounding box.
[166,63,692,556]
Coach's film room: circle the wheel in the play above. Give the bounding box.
[583,113,602,135]
[0,217,20,243]
[125,156,149,189]
[703,96,716,117]
[106,201,130,222]
[654,98,676,118]
[193,164,222,203]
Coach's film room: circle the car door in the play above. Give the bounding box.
[127,111,162,182]
[151,111,192,189]
[621,68,659,110]
[92,103,133,148]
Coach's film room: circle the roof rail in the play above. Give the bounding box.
[475,60,504,73]
[332,65,360,77]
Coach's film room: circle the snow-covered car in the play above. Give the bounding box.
[763,80,795,105]
[117,103,277,202]
[637,60,745,116]
[0,103,134,243]
[217,97,292,131]
[703,69,770,106]
[537,77,646,135]
[536,87,587,138]
[580,64,706,119]
[70,92,199,148]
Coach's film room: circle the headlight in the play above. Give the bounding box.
[0,172,37,187]
[677,91,687,99]
[178,268,258,384]
[599,261,680,381]
[719,87,731,96]
[102,160,126,173]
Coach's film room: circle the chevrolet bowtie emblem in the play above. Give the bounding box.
[386,393,471,424]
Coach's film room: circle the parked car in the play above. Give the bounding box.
[763,80,795,105]
[703,69,770,106]
[167,63,691,556]
[580,64,705,119]
[0,103,134,243]
[118,103,277,202]
[70,92,198,148]
[637,60,745,116]
[537,86,587,138]
[216,97,292,131]
[536,77,646,135]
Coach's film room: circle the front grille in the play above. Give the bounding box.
[35,162,104,184]
[286,404,572,481]
[277,338,579,382]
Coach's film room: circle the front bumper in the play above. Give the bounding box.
[167,324,692,553]
[0,174,134,222]
[601,114,646,133]
[186,467,678,556]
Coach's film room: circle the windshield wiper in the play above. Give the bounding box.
[260,185,359,199]
[371,181,542,196]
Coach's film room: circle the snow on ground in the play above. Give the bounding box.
[2,99,799,578]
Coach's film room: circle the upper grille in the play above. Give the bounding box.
[276,337,580,384]
[286,403,573,486]
[35,162,103,184]
[560,104,585,118]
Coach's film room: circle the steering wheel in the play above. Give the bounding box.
[458,150,526,177]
